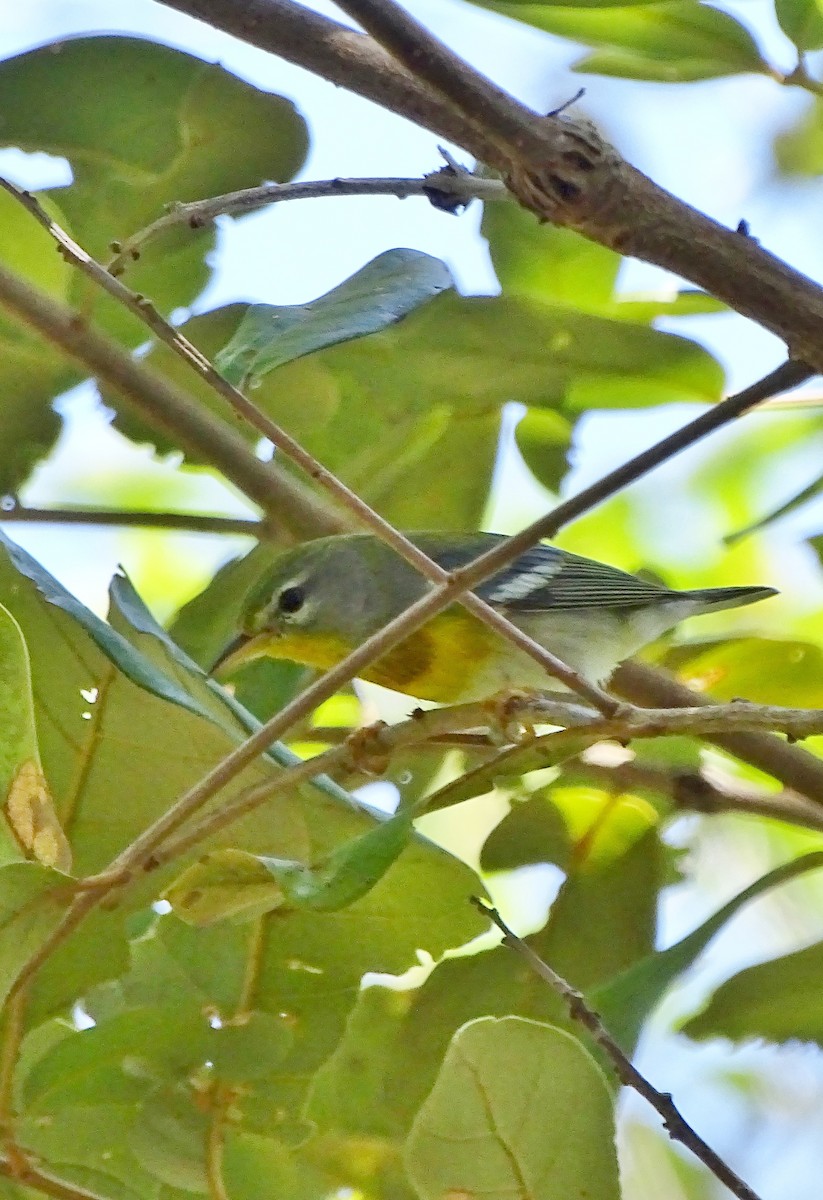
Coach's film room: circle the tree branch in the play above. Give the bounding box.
[115,697,823,871]
[476,899,765,1200]
[0,262,340,541]
[106,170,507,276]
[613,661,823,805]
[157,0,823,370]
[6,181,820,834]
[579,759,823,835]
[158,0,499,158]
[0,505,263,536]
[0,1156,114,1200]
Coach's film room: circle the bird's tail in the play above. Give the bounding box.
[685,584,777,613]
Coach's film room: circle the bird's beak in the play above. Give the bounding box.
[210,630,275,677]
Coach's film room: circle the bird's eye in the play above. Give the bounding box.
[277,585,306,615]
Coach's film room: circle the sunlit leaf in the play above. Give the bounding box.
[255,808,416,911]
[475,2,768,81]
[405,1017,620,1200]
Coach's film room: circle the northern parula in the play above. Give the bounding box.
[215,532,775,702]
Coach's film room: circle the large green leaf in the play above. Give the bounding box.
[405,1017,619,1200]
[217,249,453,387]
[130,290,720,522]
[310,788,663,1139]
[0,601,70,869]
[662,636,823,707]
[0,191,73,491]
[482,198,620,309]
[0,35,308,490]
[75,846,486,1132]
[476,2,768,81]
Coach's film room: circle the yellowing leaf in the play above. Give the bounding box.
[6,759,71,873]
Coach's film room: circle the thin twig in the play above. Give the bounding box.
[205,1101,231,1200]
[156,0,823,370]
[614,661,823,805]
[0,505,263,536]
[334,0,550,159]
[133,697,823,869]
[475,900,764,1200]
[106,172,507,275]
[0,1155,114,1200]
[0,985,26,1150]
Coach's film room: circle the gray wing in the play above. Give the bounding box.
[413,534,673,613]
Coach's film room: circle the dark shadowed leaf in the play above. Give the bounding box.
[594,851,823,1049]
[683,937,823,1045]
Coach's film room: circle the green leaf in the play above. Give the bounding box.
[162,849,288,926]
[663,637,823,707]
[482,198,620,309]
[593,850,823,1049]
[477,3,768,82]
[0,36,308,492]
[17,1103,168,1200]
[0,190,72,492]
[528,794,662,997]
[405,1017,619,1200]
[0,36,307,319]
[775,0,823,50]
[514,408,574,493]
[217,249,453,387]
[683,936,823,1045]
[774,97,823,175]
[725,465,823,541]
[87,842,486,1127]
[256,808,416,911]
[127,1090,209,1193]
[0,602,71,870]
[425,732,602,811]
[0,863,78,1009]
[134,292,720,528]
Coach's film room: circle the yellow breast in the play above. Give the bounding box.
[270,609,502,703]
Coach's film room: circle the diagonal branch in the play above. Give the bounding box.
[0,261,339,541]
[2,177,620,714]
[477,898,768,1200]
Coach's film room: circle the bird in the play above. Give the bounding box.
[213,532,776,703]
